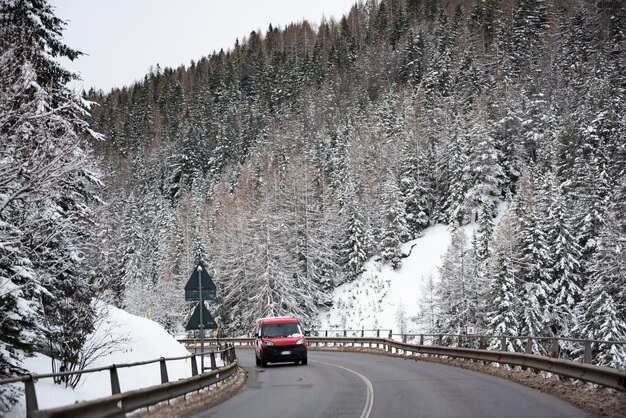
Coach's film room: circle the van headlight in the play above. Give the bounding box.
[265,341,274,346]
[296,339,304,345]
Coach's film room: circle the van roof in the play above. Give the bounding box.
[256,316,300,325]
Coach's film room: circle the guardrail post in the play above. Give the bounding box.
[419,335,424,345]
[551,337,560,358]
[479,336,485,350]
[109,365,121,394]
[191,354,198,376]
[388,330,392,339]
[526,336,533,354]
[437,335,443,346]
[210,352,217,370]
[25,375,38,415]
[377,329,380,338]
[584,340,592,364]
[403,334,407,343]
[458,335,463,347]
[500,336,507,351]
[325,330,328,337]
[343,330,347,337]
[361,329,364,337]
[160,358,169,384]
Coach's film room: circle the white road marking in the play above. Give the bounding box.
[311,360,374,418]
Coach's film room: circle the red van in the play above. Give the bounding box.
[254,317,309,367]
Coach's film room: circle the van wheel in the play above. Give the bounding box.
[301,357,308,365]
[255,355,261,366]
[261,358,268,367]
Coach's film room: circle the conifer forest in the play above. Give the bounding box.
[1,0,626,408]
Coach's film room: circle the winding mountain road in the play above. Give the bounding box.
[190,349,589,418]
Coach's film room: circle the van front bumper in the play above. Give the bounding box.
[261,344,307,363]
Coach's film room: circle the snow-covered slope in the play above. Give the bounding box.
[7,304,192,416]
[317,223,475,332]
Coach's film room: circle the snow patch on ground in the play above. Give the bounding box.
[317,222,478,332]
[7,304,193,416]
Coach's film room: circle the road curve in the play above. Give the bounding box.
[189,349,589,418]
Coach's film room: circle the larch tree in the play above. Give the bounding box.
[436,229,480,334]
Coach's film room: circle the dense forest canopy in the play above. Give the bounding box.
[86,0,625,353]
[2,1,625,410]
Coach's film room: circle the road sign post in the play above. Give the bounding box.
[184,262,217,373]
[198,265,204,372]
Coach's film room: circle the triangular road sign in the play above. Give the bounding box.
[184,261,216,301]
[185,301,216,331]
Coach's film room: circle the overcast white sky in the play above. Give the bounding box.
[50,0,357,92]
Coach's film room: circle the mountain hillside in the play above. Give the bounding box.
[318,203,513,332]
[82,0,625,368]
[319,223,455,331]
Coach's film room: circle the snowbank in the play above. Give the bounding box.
[7,304,193,416]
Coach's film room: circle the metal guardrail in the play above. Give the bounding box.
[0,345,238,418]
[184,336,626,392]
[182,331,626,369]
[390,333,626,366]
[313,329,393,338]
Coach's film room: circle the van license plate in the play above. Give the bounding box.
[281,350,291,355]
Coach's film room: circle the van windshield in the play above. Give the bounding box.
[261,323,302,338]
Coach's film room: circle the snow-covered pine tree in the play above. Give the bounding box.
[335,171,371,282]
[576,175,626,368]
[379,171,409,269]
[308,180,342,295]
[509,0,548,78]
[399,131,431,237]
[577,210,626,369]
[440,109,470,225]
[463,101,503,223]
[0,0,102,404]
[117,192,148,314]
[541,172,583,339]
[400,30,424,87]
[486,205,521,349]
[150,186,187,333]
[512,172,553,352]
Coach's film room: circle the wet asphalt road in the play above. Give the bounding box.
[189,349,589,418]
